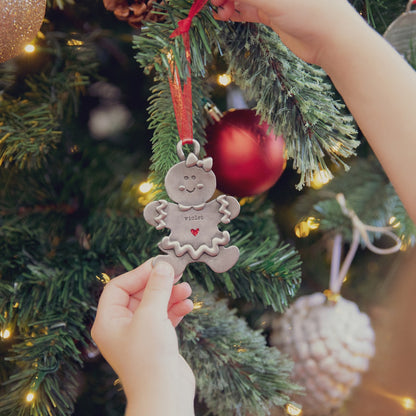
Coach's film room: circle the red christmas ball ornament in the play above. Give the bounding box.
[204,109,286,197]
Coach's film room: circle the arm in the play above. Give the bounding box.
[91,261,195,416]
[318,15,416,225]
[213,0,416,223]
[216,194,240,223]
[143,199,169,229]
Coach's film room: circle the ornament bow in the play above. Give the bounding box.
[186,152,213,171]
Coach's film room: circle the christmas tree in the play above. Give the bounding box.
[1,0,415,415]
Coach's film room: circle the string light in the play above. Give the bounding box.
[400,397,415,410]
[400,235,414,251]
[67,39,84,46]
[193,301,204,310]
[295,221,310,238]
[285,403,302,415]
[295,217,320,238]
[306,216,320,230]
[1,328,11,339]
[96,273,111,285]
[139,181,154,194]
[368,385,416,411]
[25,392,35,403]
[311,169,332,189]
[388,216,401,228]
[24,44,36,53]
[217,73,232,87]
[166,50,173,62]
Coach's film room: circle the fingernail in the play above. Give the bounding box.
[154,261,174,276]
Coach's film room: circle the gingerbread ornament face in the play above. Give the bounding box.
[165,158,216,206]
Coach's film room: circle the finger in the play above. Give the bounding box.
[168,282,192,308]
[94,260,153,326]
[98,259,153,307]
[125,281,192,313]
[213,4,261,23]
[168,299,194,327]
[212,0,236,21]
[139,261,175,317]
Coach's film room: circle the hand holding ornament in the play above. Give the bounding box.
[91,260,195,416]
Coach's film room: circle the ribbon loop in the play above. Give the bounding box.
[168,0,209,145]
[336,193,402,254]
[170,17,193,38]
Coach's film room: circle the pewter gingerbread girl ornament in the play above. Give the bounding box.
[144,140,240,277]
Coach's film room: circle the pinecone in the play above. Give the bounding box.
[270,293,375,416]
[103,0,165,29]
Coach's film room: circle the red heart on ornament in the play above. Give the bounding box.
[191,228,199,236]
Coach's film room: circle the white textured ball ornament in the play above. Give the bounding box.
[0,0,46,63]
[270,293,375,416]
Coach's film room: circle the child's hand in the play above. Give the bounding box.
[91,260,195,416]
[211,0,363,66]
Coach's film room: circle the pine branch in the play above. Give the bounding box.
[350,0,407,33]
[295,157,416,243]
[0,99,61,169]
[179,285,302,416]
[47,0,75,9]
[0,258,100,416]
[219,22,359,190]
[0,32,98,170]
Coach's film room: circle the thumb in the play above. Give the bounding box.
[139,261,175,317]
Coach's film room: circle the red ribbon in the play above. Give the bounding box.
[168,0,209,145]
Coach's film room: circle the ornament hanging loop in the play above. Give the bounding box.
[176,139,200,160]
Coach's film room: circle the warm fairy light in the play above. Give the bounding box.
[388,216,401,228]
[139,181,154,194]
[67,39,84,46]
[368,385,416,410]
[217,73,232,87]
[285,403,302,415]
[1,328,11,339]
[295,217,320,238]
[295,221,310,238]
[96,273,111,285]
[24,44,36,53]
[311,169,332,189]
[400,235,413,251]
[193,301,204,310]
[166,50,173,62]
[25,392,35,403]
[400,397,415,410]
[306,216,320,230]
[239,196,255,206]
